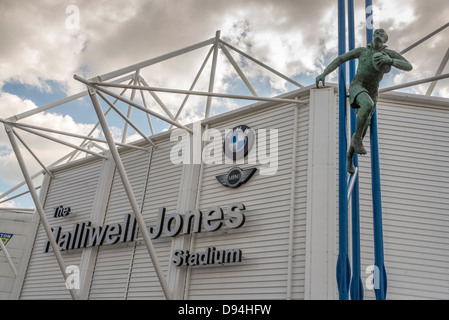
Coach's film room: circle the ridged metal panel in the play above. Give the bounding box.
[19,160,103,299]
[186,102,309,299]
[345,98,449,300]
[125,140,182,299]
[88,149,152,300]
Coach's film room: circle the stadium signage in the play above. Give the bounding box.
[43,203,246,254]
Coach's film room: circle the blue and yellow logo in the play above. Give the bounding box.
[0,233,13,250]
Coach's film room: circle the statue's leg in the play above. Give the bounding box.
[347,143,356,174]
[351,92,374,155]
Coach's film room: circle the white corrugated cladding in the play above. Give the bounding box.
[88,149,151,299]
[88,140,182,299]
[19,160,103,299]
[348,95,449,300]
[126,139,182,299]
[185,99,310,299]
[292,102,310,299]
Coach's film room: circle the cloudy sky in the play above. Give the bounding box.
[0,0,448,208]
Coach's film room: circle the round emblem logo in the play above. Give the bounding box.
[226,168,242,188]
[223,125,255,160]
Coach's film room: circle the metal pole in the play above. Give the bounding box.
[11,74,134,122]
[205,30,221,119]
[90,79,303,105]
[96,91,156,147]
[15,126,109,160]
[379,72,449,93]
[219,39,304,88]
[97,38,214,82]
[87,87,173,300]
[136,78,155,135]
[400,22,449,55]
[366,0,387,300]
[12,129,53,177]
[169,46,214,130]
[74,75,194,134]
[348,0,363,301]
[138,77,176,120]
[5,119,149,152]
[122,71,139,144]
[221,44,258,96]
[4,124,79,300]
[426,48,449,96]
[336,0,351,301]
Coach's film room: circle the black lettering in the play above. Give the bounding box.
[224,202,246,229]
[87,225,109,247]
[104,223,121,245]
[43,226,61,253]
[58,231,71,251]
[69,223,80,250]
[80,222,91,248]
[149,208,165,239]
[203,207,223,232]
[163,213,183,237]
[172,249,183,266]
[183,209,202,235]
[224,249,242,263]
[63,207,71,216]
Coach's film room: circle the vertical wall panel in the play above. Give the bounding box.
[126,140,183,299]
[186,100,310,299]
[349,98,449,300]
[88,149,152,299]
[19,160,103,299]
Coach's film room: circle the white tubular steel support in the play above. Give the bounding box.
[219,39,304,88]
[122,71,139,144]
[74,74,194,134]
[92,80,302,104]
[0,186,41,205]
[169,46,214,130]
[15,125,109,160]
[221,44,258,97]
[426,47,449,96]
[0,236,18,277]
[4,124,79,300]
[87,87,173,300]
[11,120,149,152]
[10,74,135,122]
[96,38,214,82]
[400,22,449,55]
[379,72,449,93]
[138,77,175,120]
[205,30,221,119]
[136,78,155,135]
[96,91,156,147]
[12,129,53,177]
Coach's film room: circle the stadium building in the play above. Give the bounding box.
[1,21,449,300]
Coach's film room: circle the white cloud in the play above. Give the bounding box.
[0,0,448,208]
[0,92,100,185]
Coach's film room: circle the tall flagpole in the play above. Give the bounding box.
[366,0,387,300]
[348,0,363,300]
[336,0,351,300]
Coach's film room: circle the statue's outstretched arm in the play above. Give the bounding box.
[316,48,363,87]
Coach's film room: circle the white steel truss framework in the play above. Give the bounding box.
[1,27,448,300]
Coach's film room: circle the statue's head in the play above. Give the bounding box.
[373,29,388,44]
